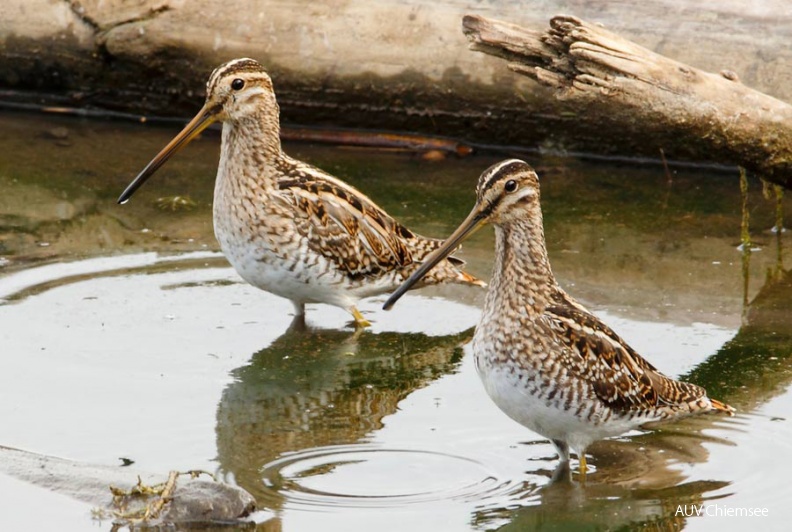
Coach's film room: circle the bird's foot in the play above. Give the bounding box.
[351,307,372,329]
[577,454,588,482]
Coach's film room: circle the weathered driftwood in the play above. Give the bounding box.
[463,14,792,189]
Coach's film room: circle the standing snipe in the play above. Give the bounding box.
[384,159,734,474]
[118,58,483,327]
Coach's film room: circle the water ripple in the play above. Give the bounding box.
[258,443,535,511]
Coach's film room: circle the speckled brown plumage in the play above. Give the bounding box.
[273,163,443,279]
[118,58,483,326]
[385,159,734,474]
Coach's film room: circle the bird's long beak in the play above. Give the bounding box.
[117,104,219,204]
[383,203,488,310]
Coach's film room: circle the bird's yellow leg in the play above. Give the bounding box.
[578,454,588,479]
[351,307,371,328]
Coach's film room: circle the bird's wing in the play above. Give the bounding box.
[541,296,707,412]
[272,161,425,278]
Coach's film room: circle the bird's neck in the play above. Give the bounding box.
[483,216,559,320]
[218,112,284,192]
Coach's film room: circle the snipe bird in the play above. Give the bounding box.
[118,58,483,327]
[384,159,735,474]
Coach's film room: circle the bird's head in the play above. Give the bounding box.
[383,159,541,310]
[117,58,276,204]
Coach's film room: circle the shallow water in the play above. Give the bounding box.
[1,111,792,531]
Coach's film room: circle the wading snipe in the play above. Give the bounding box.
[118,58,483,327]
[384,159,735,474]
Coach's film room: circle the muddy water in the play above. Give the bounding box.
[1,111,792,531]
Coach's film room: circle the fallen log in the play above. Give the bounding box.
[463,14,792,189]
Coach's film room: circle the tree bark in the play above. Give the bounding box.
[463,14,792,189]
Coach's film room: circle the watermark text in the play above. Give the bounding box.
[675,504,768,517]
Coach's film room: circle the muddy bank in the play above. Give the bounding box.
[2,1,792,159]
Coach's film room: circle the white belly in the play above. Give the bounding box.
[479,366,634,450]
[219,231,349,305]
[474,352,644,454]
[214,219,402,313]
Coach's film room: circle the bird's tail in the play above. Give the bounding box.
[457,270,487,287]
[444,255,486,287]
[709,398,736,416]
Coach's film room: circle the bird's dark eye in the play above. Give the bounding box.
[504,179,518,192]
[231,78,245,90]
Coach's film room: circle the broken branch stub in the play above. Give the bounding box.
[463,14,792,189]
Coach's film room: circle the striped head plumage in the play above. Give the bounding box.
[204,58,280,126]
[117,58,279,203]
